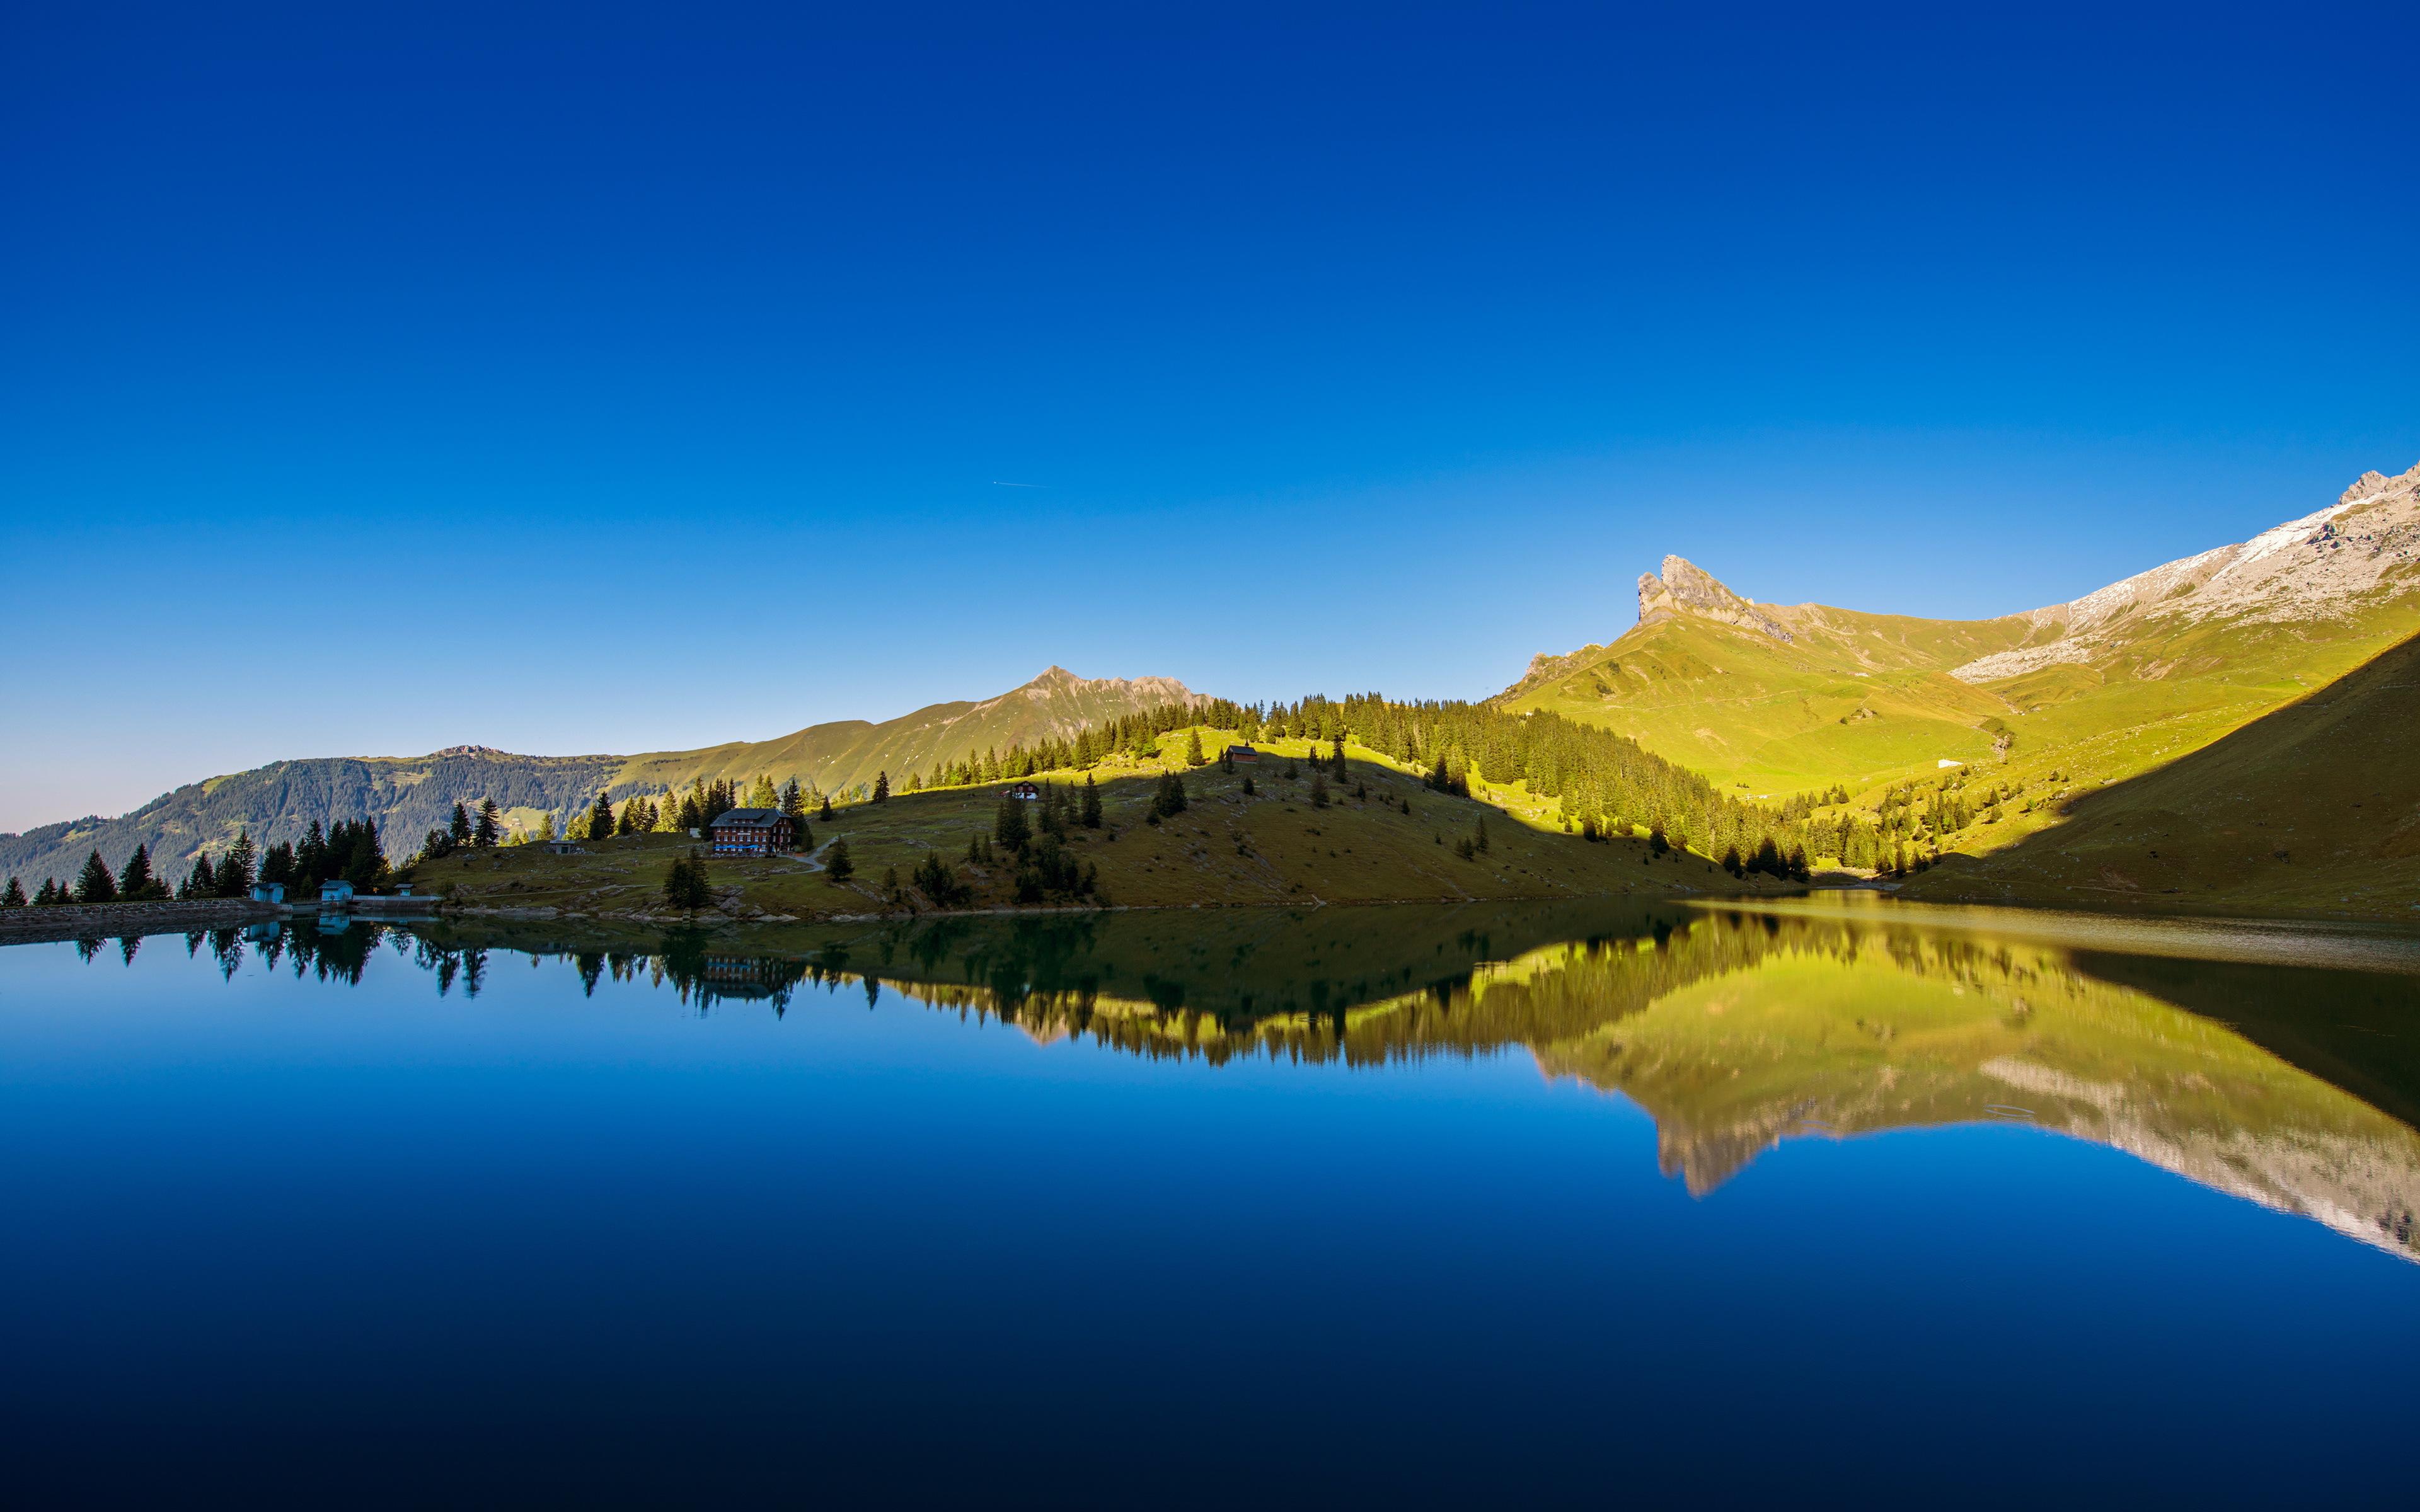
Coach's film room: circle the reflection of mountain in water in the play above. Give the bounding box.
[760,907,2420,1263]
[1528,925,2420,1263]
[57,903,2420,1261]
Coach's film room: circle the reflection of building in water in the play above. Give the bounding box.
[701,956,787,1000]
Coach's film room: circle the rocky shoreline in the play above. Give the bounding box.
[0,898,282,944]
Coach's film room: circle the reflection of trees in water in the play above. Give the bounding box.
[47,906,2420,1261]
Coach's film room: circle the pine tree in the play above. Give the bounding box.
[217,832,256,896]
[35,878,61,905]
[449,803,474,847]
[1649,823,1670,857]
[1080,775,1102,829]
[182,854,214,899]
[340,823,384,889]
[751,775,779,810]
[117,844,158,900]
[780,779,805,821]
[75,849,118,904]
[1185,730,1206,767]
[873,770,890,804]
[296,820,326,881]
[1,876,24,908]
[475,799,502,847]
[824,838,854,885]
[587,791,615,842]
[994,793,1032,854]
[819,794,834,823]
[1332,733,1346,772]
[662,855,712,910]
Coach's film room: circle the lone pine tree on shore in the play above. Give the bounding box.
[661,854,713,910]
[116,844,159,900]
[75,849,117,904]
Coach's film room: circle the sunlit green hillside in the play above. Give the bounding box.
[1495,466,2420,874]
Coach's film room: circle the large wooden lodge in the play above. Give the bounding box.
[706,808,798,856]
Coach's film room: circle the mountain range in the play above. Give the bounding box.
[0,667,1201,889]
[8,463,2416,919]
[1494,463,2420,810]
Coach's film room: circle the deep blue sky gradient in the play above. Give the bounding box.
[3,3,2414,829]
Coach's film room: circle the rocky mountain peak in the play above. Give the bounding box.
[994,666,1201,706]
[1950,462,2420,684]
[1636,555,1795,644]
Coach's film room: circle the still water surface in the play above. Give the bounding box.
[4,899,2416,1505]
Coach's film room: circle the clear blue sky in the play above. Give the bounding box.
[3,3,2414,832]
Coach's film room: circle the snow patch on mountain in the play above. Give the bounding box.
[1949,463,2420,684]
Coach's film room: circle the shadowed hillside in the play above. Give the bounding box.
[1901,630,2420,920]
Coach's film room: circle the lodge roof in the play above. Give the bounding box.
[710,808,789,829]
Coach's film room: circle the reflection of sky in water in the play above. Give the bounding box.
[3,911,2417,1506]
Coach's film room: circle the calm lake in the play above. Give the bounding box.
[4,897,2416,1506]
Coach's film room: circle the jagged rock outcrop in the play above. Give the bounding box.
[1950,461,2420,683]
[1635,556,1795,643]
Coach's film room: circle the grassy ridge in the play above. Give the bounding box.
[411,731,1792,920]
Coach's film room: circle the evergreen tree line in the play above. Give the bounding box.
[563,776,824,847]
[857,690,1828,864]
[413,800,507,864]
[901,698,1251,791]
[6,813,396,907]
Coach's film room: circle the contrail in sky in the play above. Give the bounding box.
[989,480,1046,488]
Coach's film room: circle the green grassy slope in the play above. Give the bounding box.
[1901,630,2420,920]
[410,732,1789,920]
[1495,612,2019,794]
[1499,584,2420,810]
[1495,468,2420,878]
